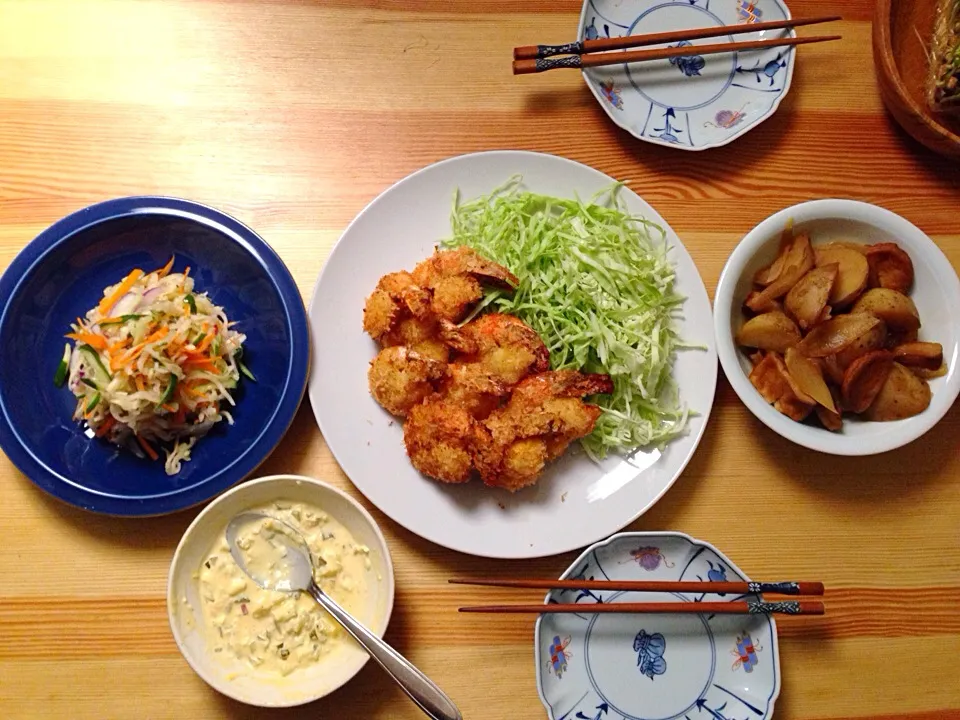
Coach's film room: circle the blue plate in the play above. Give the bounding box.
[0,197,309,515]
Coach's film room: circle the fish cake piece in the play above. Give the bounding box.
[367,346,446,417]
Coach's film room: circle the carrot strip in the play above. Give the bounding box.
[182,384,205,398]
[97,269,144,316]
[155,255,175,278]
[66,332,108,350]
[135,375,146,392]
[162,403,177,412]
[95,416,116,438]
[108,338,131,353]
[137,435,159,461]
[184,358,218,372]
[118,327,170,366]
[196,331,216,354]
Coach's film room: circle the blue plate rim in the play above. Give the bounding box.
[0,196,310,516]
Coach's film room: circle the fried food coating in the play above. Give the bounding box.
[412,246,518,291]
[403,398,476,483]
[367,346,446,417]
[362,272,433,340]
[441,313,549,387]
[439,362,509,420]
[475,370,612,491]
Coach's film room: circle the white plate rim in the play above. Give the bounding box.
[307,150,717,559]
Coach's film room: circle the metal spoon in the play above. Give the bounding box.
[226,512,461,720]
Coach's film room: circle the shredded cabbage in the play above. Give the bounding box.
[443,178,690,457]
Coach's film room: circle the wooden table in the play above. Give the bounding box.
[1,1,958,718]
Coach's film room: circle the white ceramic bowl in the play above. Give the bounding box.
[715,199,960,456]
[167,474,395,707]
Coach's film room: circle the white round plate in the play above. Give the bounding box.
[578,0,794,151]
[308,151,717,559]
[536,532,780,720]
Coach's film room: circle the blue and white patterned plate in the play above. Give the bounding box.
[536,532,780,720]
[578,0,794,150]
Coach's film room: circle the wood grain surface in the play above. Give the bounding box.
[1,1,958,718]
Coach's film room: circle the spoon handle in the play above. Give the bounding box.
[308,581,462,720]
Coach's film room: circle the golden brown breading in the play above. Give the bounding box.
[403,399,476,483]
[476,370,612,490]
[439,363,509,420]
[412,247,518,291]
[441,313,549,387]
[431,275,483,322]
[362,272,434,341]
[367,346,446,418]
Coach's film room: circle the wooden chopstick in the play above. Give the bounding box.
[460,600,825,616]
[513,34,841,75]
[450,577,824,596]
[514,14,841,59]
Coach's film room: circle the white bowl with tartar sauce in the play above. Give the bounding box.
[167,474,395,707]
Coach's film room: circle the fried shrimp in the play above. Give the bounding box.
[362,271,432,340]
[411,247,518,322]
[367,346,446,417]
[440,313,549,386]
[438,362,509,420]
[403,398,476,483]
[475,370,613,491]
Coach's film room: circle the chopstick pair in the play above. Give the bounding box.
[453,577,826,616]
[513,15,841,75]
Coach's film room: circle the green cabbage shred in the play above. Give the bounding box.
[443,178,691,458]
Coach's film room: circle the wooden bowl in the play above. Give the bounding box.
[873,0,960,158]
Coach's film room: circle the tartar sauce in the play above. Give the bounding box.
[195,501,372,676]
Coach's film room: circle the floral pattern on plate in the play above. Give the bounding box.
[536,532,780,720]
[578,0,794,150]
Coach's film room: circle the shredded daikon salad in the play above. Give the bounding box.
[443,178,691,458]
[55,257,254,475]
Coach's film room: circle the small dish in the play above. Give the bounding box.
[536,532,780,720]
[578,0,795,150]
[167,474,395,708]
[0,197,309,515]
[715,199,960,456]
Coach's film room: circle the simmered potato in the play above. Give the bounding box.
[737,231,940,431]
[785,264,837,330]
[851,288,920,333]
[736,311,801,353]
[745,233,814,312]
[863,362,931,421]
[813,243,869,307]
[797,313,882,357]
[835,319,887,369]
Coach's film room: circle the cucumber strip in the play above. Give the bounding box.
[161,375,178,404]
[238,361,256,382]
[85,392,101,413]
[78,344,112,386]
[53,344,71,387]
